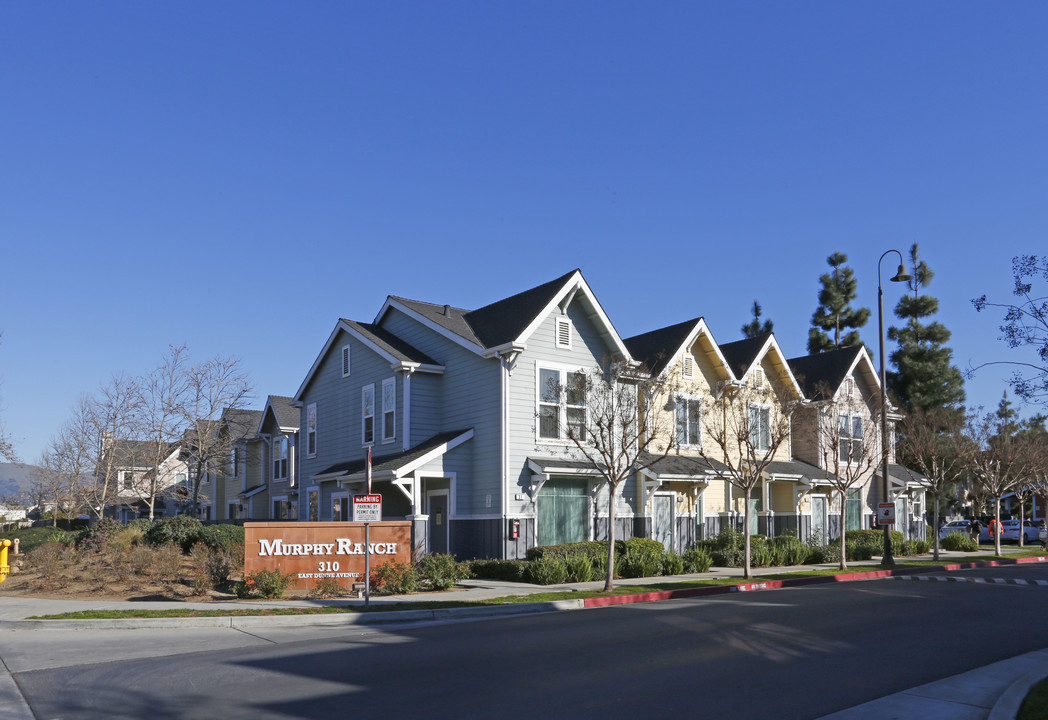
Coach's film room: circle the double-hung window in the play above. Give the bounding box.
[273,435,288,481]
[838,414,863,463]
[675,396,701,447]
[382,378,396,442]
[538,367,587,441]
[749,404,771,451]
[362,385,375,445]
[306,403,317,457]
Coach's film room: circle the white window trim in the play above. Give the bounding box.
[272,435,288,482]
[838,413,865,465]
[555,316,572,350]
[674,393,702,448]
[362,384,375,446]
[749,403,772,451]
[341,344,352,378]
[535,361,589,444]
[331,491,349,522]
[382,377,396,444]
[306,402,318,458]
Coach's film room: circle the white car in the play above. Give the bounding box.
[939,520,973,540]
[1001,519,1040,544]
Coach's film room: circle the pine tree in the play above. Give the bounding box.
[741,300,774,338]
[808,252,870,353]
[886,243,965,413]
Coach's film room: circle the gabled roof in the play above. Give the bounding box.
[719,333,772,380]
[312,429,473,482]
[719,333,803,398]
[105,439,180,469]
[787,345,878,401]
[376,269,632,360]
[223,408,264,443]
[294,319,446,403]
[623,317,732,380]
[259,395,299,434]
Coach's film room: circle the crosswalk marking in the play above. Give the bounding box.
[890,575,1048,586]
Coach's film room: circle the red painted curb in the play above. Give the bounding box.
[580,555,1048,609]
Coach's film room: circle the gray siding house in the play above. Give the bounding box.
[291,269,641,559]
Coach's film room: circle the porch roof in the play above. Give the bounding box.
[238,484,267,499]
[527,457,606,476]
[764,459,825,481]
[638,452,728,479]
[312,429,473,483]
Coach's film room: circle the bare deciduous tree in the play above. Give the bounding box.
[551,360,679,592]
[698,382,798,579]
[965,411,1030,556]
[180,355,253,516]
[898,407,968,560]
[818,389,880,570]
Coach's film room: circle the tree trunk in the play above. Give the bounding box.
[743,486,752,580]
[839,490,848,571]
[1019,499,1026,548]
[604,483,617,592]
[932,491,940,561]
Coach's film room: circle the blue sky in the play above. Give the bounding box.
[2,2,1046,463]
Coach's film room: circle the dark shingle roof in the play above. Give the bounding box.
[719,333,772,380]
[224,408,264,442]
[639,452,729,477]
[341,319,440,366]
[623,318,703,377]
[268,396,299,430]
[390,269,579,350]
[786,346,865,399]
[462,269,579,348]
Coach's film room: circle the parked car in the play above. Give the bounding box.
[1001,519,1040,544]
[939,520,973,540]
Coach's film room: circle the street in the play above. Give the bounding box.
[8,564,1048,720]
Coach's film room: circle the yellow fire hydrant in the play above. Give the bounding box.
[0,538,11,584]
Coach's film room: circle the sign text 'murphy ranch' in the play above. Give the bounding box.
[257,538,399,557]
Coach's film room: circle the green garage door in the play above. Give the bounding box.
[538,478,589,547]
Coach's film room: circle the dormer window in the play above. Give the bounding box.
[555,317,572,349]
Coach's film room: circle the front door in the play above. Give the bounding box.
[428,492,449,555]
[652,494,674,551]
[811,496,828,543]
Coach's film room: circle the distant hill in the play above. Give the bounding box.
[0,462,37,502]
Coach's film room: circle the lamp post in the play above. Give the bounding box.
[878,250,912,568]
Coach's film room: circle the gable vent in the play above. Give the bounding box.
[683,354,695,378]
[753,368,764,388]
[555,317,572,349]
[342,345,351,377]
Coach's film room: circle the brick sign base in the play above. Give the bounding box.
[244,522,412,591]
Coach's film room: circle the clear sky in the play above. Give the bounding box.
[2,2,1046,464]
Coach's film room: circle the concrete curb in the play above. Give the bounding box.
[988,669,1047,720]
[0,599,587,631]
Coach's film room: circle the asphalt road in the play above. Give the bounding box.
[10,565,1048,720]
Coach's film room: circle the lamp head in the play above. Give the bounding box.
[890,264,913,283]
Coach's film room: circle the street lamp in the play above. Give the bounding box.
[878,250,912,568]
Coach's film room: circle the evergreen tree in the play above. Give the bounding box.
[886,243,965,413]
[808,252,870,353]
[741,300,774,339]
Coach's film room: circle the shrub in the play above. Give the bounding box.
[805,544,839,564]
[662,551,685,576]
[771,535,809,566]
[466,558,527,582]
[527,541,608,576]
[616,537,665,578]
[245,568,295,599]
[416,553,465,591]
[565,554,594,582]
[749,537,773,567]
[75,518,122,553]
[200,524,245,550]
[941,532,978,552]
[109,525,147,551]
[524,556,568,585]
[146,516,204,552]
[26,541,73,588]
[846,529,905,546]
[846,540,874,561]
[148,543,185,584]
[371,559,417,594]
[308,578,350,599]
[682,546,713,573]
[190,541,241,591]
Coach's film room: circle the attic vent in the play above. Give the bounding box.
[683,354,695,379]
[342,345,351,378]
[443,304,452,317]
[845,377,854,396]
[753,368,764,388]
[555,317,572,349]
